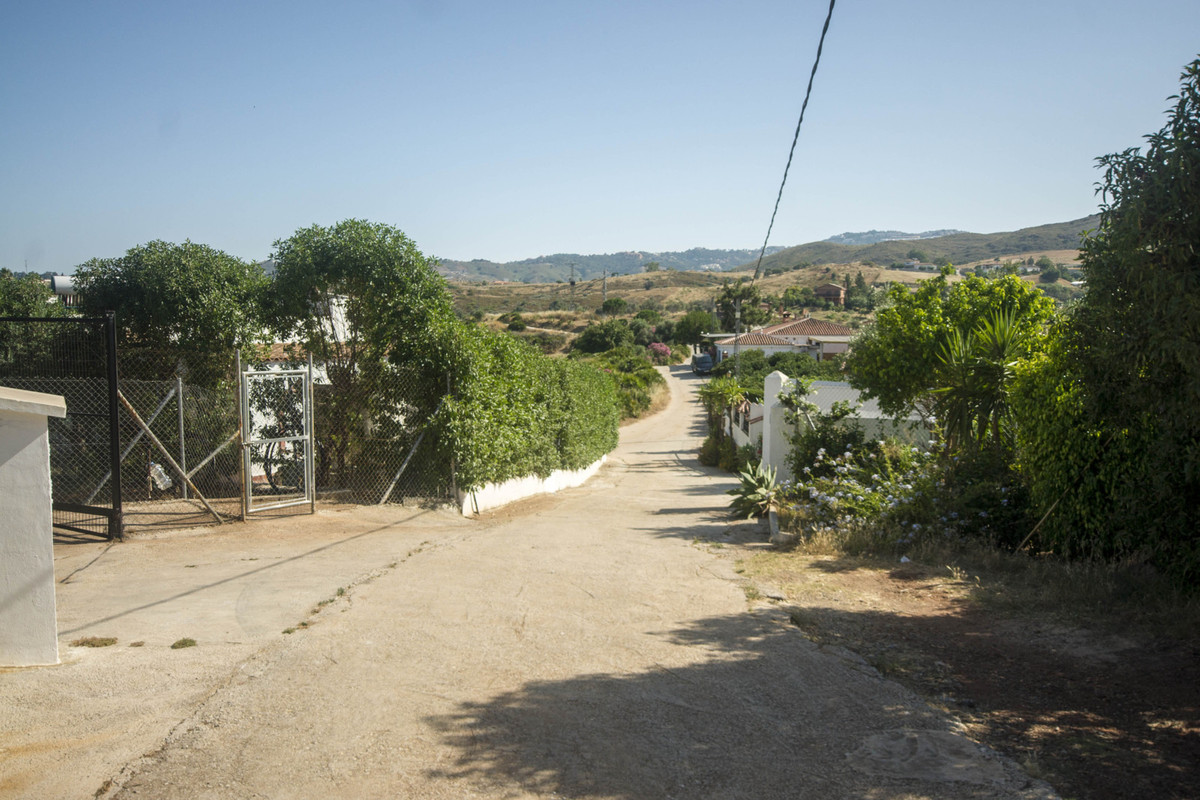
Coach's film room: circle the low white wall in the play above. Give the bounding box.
[728,402,763,452]
[457,455,607,516]
[0,387,67,667]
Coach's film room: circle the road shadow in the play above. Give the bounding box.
[422,613,1031,799]
[781,601,1200,800]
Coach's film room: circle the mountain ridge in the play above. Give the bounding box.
[437,214,1100,284]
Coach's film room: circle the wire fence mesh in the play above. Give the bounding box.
[0,316,120,538]
[117,348,454,532]
[0,318,454,537]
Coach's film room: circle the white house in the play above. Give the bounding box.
[758,374,927,484]
[711,317,855,364]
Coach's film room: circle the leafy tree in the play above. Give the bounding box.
[712,349,841,402]
[1043,57,1200,583]
[643,261,661,273]
[654,319,675,343]
[267,220,452,375]
[932,308,1026,451]
[0,269,70,317]
[845,270,876,312]
[600,297,628,316]
[906,249,929,263]
[673,309,715,345]
[0,270,74,373]
[1034,256,1056,271]
[635,308,662,324]
[716,278,770,331]
[848,270,1054,418]
[781,286,815,309]
[75,240,267,382]
[572,319,633,353]
[697,374,747,446]
[266,220,455,484]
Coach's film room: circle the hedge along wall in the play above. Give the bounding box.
[434,321,619,492]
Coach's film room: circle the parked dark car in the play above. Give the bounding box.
[691,353,713,375]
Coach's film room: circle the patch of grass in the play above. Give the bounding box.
[336,587,345,596]
[282,628,296,635]
[771,515,1200,641]
[169,638,197,649]
[743,585,761,602]
[71,636,117,648]
[128,641,145,647]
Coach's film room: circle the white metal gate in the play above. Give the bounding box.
[238,354,315,516]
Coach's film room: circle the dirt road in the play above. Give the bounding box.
[1,366,1055,799]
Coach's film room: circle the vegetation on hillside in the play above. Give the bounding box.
[751,216,1100,276]
[770,57,1200,590]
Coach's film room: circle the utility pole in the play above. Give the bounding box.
[734,299,742,381]
[602,269,608,305]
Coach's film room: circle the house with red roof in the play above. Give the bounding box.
[712,316,854,363]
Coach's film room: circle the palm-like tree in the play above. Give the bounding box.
[698,374,747,444]
[932,308,1025,451]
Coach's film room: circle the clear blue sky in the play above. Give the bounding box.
[3,1,1199,272]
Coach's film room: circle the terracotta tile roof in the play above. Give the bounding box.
[760,317,854,337]
[712,332,793,347]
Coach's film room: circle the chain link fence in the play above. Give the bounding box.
[117,348,454,532]
[1,320,454,537]
[0,316,121,538]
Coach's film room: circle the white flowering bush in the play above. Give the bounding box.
[782,439,942,548]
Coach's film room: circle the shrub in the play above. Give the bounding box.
[588,346,666,420]
[728,463,780,519]
[647,342,671,365]
[573,319,633,353]
[436,321,620,491]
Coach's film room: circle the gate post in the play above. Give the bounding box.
[0,387,67,666]
[104,311,123,540]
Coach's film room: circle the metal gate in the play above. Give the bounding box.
[238,354,316,516]
[0,314,123,539]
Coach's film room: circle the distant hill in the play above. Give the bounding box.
[746,215,1100,274]
[438,215,1100,284]
[825,229,965,246]
[436,247,785,284]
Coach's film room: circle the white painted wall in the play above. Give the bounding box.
[458,455,606,516]
[0,387,66,667]
[761,372,795,484]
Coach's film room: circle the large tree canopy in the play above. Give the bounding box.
[75,240,267,381]
[848,271,1054,418]
[1040,57,1200,580]
[266,219,453,363]
[0,269,70,318]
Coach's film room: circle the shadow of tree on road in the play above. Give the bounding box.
[423,614,1034,800]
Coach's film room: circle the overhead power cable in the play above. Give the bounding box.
[752,0,836,282]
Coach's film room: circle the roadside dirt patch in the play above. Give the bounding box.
[727,547,1200,800]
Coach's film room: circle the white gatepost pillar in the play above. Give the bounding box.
[761,371,795,485]
[0,386,67,667]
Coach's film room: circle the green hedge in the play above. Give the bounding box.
[436,321,619,491]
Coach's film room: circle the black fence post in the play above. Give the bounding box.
[105,311,123,540]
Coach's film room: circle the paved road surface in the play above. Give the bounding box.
[1,366,1054,799]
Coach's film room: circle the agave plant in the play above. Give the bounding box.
[727,462,780,519]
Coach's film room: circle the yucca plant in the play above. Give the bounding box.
[727,462,780,519]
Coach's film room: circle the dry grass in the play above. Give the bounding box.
[70,636,117,648]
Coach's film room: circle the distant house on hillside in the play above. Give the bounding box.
[813,283,846,306]
[711,316,854,363]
